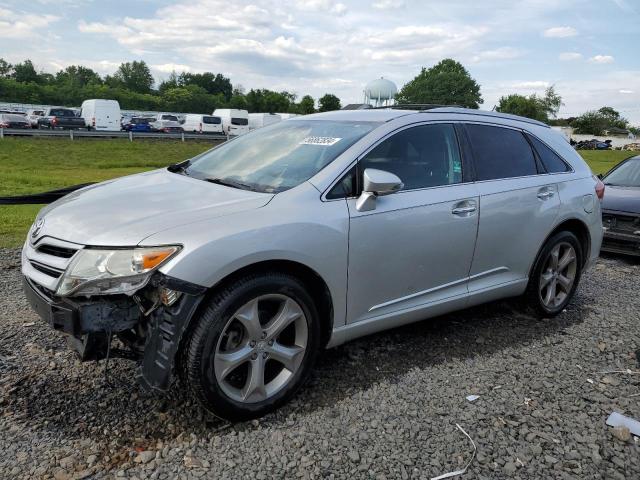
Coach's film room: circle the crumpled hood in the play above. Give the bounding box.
[35,169,273,246]
[601,185,640,214]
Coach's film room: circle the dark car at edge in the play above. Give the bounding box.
[600,155,640,256]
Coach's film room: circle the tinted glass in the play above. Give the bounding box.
[50,109,75,117]
[327,167,357,199]
[186,120,379,193]
[359,123,463,190]
[203,116,221,124]
[161,115,178,121]
[231,117,249,126]
[527,134,570,173]
[466,124,537,180]
[604,159,640,187]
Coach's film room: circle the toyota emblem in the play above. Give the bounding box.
[31,218,45,238]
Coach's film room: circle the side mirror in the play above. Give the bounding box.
[356,168,404,212]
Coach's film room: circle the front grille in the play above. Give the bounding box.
[603,212,640,235]
[24,238,82,291]
[37,244,76,259]
[30,261,63,278]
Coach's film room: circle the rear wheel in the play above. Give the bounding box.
[524,231,583,316]
[183,273,320,421]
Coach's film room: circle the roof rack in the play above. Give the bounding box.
[372,104,463,111]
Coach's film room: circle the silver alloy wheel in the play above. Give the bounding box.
[539,242,578,309]
[214,294,308,403]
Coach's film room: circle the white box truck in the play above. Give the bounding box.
[213,109,249,136]
[248,113,282,130]
[80,99,121,131]
[182,114,223,134]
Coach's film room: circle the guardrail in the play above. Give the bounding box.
[0,128,228,142]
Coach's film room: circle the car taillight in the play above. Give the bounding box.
[92,117,95,127]
[51,116,57,125]
[199,122,202,132]
[594,175,605,200]
[0,122,8,128]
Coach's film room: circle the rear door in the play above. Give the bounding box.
[462,123,561,291]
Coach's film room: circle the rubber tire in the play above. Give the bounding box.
[183,272,321,421]
[523,231,583,317]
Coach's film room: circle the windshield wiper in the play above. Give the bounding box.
[167,159,191,174]
[205,177,259,191]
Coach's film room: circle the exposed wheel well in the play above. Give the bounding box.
[198,260,334,348]
[545,219,591,267]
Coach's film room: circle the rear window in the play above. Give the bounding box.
[161,115,178,121]
[50,109,75,117]
[203,116,221,124]
[131,118,149,124]
[1,114,27,122]
[231,117,248,126]
[466,124,538,181]
[526,134,570,173]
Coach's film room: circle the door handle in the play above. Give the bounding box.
[452,201,477,216]
[537,189,555,200]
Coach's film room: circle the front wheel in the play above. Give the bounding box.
[183,273,320,421]
[524,231,583,316]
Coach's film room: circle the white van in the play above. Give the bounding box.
[248,113,281,130]
[80,99,121,131]
[182,114,223,134]
[213,109,249,136]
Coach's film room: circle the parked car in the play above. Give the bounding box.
[80,99,121,131]
[181,114,223,134]
[22,107,603,421]
[213,108,249,136]
[150,114,183,133]
[0,113,31,129]
[248,113,281,130]
[37,107,86,130]
[600,155,640,256]
[122,117,155,133]
[25,109,45,128]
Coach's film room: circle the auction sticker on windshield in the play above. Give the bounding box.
[300,136,342,146]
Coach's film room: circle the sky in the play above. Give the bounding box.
[0,0,639,123]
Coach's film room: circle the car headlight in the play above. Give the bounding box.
[56,246,180,297]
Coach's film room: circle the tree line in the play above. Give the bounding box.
[0,57,634,135]
[0,58,341,114]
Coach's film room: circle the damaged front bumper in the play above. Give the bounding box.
[22,273,206,392]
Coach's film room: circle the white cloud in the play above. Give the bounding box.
[472,47,521,62]
[0,7,59,39]
[559,52,583,61]
[296,0,347,15]
[589,55,615,64]
[509,81,550,90]
[373,0,405,9]
[619,89,634,94]
[543,26,578,38]
[152,63,192,74]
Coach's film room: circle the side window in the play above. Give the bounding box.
[359,123,463,191]
[327,166,357,199]
[466,124,537,181]
[527,134,571,173]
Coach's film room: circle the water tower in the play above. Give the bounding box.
[364,77,397,107]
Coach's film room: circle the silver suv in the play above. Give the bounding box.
[22,107,603,420]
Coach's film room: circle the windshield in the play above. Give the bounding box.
[203,116,221,124]
[604,159,640,187]
[231,117,248,126]
[185,119,379,193]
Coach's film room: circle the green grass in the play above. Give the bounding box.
[0,138,214,247]
[0,138,635,248]
[575,149,634,175]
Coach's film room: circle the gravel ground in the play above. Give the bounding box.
[1,247,639,480]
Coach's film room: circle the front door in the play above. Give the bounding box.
[346,123,480,324]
